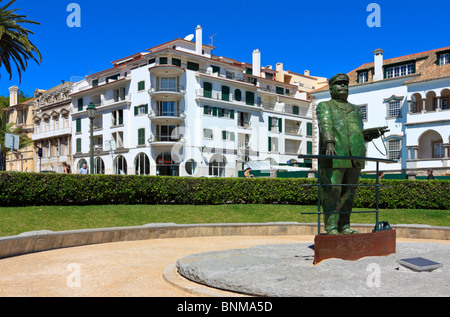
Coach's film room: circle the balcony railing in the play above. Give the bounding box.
[195,89,259,107]
[148,85,185,94]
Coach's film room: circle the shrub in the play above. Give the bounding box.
[0,172,448,209]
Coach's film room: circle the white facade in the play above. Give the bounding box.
[310,47,450,177]
[69,26,314,176]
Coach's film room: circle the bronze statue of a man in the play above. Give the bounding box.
[316,73,382,235]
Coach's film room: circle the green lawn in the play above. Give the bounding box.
[0,204,448,237]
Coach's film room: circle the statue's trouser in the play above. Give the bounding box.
[320,167,361,232]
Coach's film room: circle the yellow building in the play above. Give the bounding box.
[5,86,35,172]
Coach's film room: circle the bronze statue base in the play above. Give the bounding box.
[314,229,396,264]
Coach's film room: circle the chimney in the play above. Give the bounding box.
[276,63,284,82]
[373,48,384,81]
[195,25,202,55]
[304,70,310,76]
[252,49,261,77]
[9,85,19,107]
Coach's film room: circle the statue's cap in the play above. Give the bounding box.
[329,73,349,86]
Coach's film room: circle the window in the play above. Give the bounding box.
[238,112,251,128]
[386,63,415,78]
[307,141,313,155]
[438,53,449,66]
[172,58,181,67]
[159,57,168,65]
[185,159,197,175]
[387,139,401,160]
[203,105,212,116]
[434,97,448,110]
[203,82,212,98]
[359,105,367,121]
[268,137,278,152]
[92,79,99,87]
[156,125,178,141]
[203,128,214,139]
[358,72,368,83]
[235,89,242,102]
[135,153,150,175]
[114,155,127,174]
[77,98,83,111]
[268,116,282,132]
[187,61,199,71]
[388,101,401,117]
[94,157,105,174]
[159,77,177,91]
[245,91,255,106]
[134,104,148,115]
[137,81,145,91]
[112,131,124,148]
[157,101,179,116]
[76,138,82,153]
[76,118,81,133]
[306,122,313,136]
[433,142,445,158]
[209,155,226,177]
[222,130,235,141]
[156,152,179,176]
[137,128,145,145]
[276,86,284,95]
[221,86,230,101]
[94,114,103,130]
[211,65,220,74]
[111,109,123,126]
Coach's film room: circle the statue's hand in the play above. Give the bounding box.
[325,143,338,156]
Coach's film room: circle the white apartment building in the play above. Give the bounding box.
[70,26,314,176]
[310,47,450,177]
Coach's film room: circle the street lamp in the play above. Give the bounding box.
[87,102,97,174]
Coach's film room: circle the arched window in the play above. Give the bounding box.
[78,159,88,173]
[114,155,128,174]
[209,154,226,177]
[135,152,150,175]
[94,157,105,174]
[185,159,197,175]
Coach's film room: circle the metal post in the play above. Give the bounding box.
[317,159,321,235]
[375,161,380,227]
[89,116,94,174]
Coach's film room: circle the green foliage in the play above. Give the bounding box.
[0,172,448,210]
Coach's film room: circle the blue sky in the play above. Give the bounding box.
[1,0,449,97]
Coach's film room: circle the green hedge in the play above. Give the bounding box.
[0,172,449,209]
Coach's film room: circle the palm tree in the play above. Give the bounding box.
[0,109,32,171]
[0,0,42,82]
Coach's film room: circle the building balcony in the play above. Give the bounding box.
[406,108,450,126]
[195,89,261,110]
[148,134,185,147]
[148,109,186,124]
[32,127,72,141]
[406,157,449,170]
[148,64,186,76]
[148,85,185,100]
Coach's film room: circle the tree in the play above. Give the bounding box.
[0,0,42,82]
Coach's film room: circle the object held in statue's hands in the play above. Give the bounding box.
[362,126,389,142]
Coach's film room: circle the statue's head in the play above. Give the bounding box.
[329,73,349,101]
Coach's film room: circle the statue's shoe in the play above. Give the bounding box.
[327,228,340,235]
[340,228,359,234]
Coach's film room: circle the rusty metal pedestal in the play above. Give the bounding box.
[314,229,396,264]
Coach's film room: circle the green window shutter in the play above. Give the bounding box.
[222,130,227,140]
[276,86,284,95]
[138,128,145,145]
[212,107,218,116]
[203,106,209,115]
[204,82,212,98]
[235,89,241,101]
[76,118,81,132]
[92,79,98,87]
[293,106,299,115]
[246,68,252,74]
[245,91,254,106]
[138,81,145,91]
[134,106,138,116]
[268,137,272,152]
[221,86,230,101]
[218,108,224,117]
[307,141,312,154]
[307,122,312,136]
[230,109,235,119]
[278,118,282,132]
[187,61,199,71]
[76,138,81,153]
[144,104,148,113]
[268,116,272,131]
[160,57,168,64]
[119,111,123,125]
[78,98,83,111]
